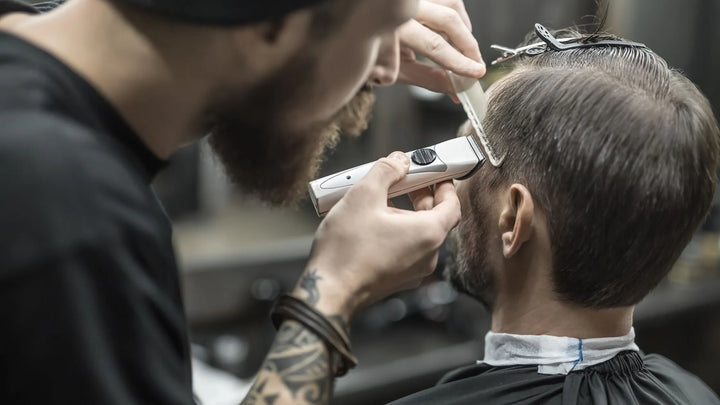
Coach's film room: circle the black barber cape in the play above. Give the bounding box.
[0,6,194,404]
[389,351,720,404]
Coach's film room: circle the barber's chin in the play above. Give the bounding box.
[209,85,374,206]
[211,120,341,206]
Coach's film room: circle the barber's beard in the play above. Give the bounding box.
[443,200,497,311]
[207,57,375,206]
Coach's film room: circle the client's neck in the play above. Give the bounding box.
[490,266,634,339]
[491,300,634,339]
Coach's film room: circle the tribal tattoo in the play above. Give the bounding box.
[242,320,332,405]
[241,269,355,405]
[298,270,322,305]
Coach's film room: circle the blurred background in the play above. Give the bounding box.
[142,0,720,403]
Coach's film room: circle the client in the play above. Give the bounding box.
[391,25,720,404]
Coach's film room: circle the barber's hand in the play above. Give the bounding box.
[295,152,461,320]
[397,0,485,97]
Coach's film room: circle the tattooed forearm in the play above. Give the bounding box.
[242,269,356,404]
[241,320,333,405]
[298,270,321,305]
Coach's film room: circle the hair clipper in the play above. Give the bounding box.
[308,72,502,217]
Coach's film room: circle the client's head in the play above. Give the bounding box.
[446,28,720,314]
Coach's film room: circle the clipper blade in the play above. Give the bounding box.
[448,72,505,167]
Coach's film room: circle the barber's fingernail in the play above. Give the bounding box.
[389,152,409,166]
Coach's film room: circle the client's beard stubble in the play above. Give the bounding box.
[207,65,376,206]
[443,183,497,311]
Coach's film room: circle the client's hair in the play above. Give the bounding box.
[483,29,720,307]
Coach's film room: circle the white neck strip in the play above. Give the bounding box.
[481,328,639,375]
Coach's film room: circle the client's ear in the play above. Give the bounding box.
[498,184,534,258]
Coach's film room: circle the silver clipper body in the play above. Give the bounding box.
[308,135,485,216]
[308,73,495,217]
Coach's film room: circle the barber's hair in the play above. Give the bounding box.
[484,29,720,307]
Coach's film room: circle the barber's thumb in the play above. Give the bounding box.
[363,152,410,192]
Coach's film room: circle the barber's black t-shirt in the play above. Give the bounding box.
[0,6,194,404]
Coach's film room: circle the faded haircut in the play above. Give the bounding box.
[482,29,720,307]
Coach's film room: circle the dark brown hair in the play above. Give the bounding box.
[482,30,720,307]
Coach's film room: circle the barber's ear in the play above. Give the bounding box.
[232,10,312,72]
[498,184,534,258]
[255,13,309,44]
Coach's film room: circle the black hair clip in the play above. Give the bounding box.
[490,23,647,65]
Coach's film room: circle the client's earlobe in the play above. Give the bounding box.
[499,184,534,258]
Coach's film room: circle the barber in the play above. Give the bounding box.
[0,0,483,403]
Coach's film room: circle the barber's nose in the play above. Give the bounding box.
[369,32,400,87]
